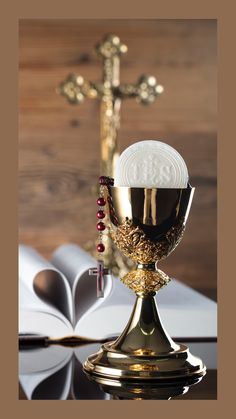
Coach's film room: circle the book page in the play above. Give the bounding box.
[19,279,73,334]
[52,244,113,325]
[19,346,73,400]
[75,277,217,339]
[31,362,73,400]
[19,345,109,400]
[19,245,73,335]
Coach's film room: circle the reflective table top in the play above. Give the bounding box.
[19,339,217,400]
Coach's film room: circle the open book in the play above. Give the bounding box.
[19,243,217,340]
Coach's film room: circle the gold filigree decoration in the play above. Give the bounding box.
[110,218,185,264]
[121,269,170,294]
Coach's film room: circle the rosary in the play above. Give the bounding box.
[89,176,114,297]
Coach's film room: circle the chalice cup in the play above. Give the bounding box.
[84,186,206,381]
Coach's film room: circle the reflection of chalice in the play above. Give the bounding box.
[84,185,206,381]
[86,374,204,400]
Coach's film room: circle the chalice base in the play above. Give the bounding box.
[83,294,206,381]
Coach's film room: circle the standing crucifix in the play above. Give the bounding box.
[58,33,164,178]
[57,33,164,288]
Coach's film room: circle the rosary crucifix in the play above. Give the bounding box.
[89,260,110,298]
[58,34,164,296]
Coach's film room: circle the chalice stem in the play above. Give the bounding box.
[111,293,179,355]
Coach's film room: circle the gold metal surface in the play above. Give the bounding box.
[121,268,170,294]
[84,186,206,381]
[58,34,163,275]
[106,186,192,276]
[110,218,185,264]
[84,294,206,381]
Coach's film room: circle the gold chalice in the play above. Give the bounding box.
[84,185,206,381]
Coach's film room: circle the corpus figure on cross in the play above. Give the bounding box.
[89,260,111,298]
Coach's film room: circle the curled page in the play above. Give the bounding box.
[19,245,73,326]
[52,244,113,325]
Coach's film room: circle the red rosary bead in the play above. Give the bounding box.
[96,210,105,219]
[97,243,105,253]
[99,176,107,185]
[97,197,106,206]
[97,221,106,231]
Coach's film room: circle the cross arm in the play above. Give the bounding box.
[117,75,164,105]
[58,72,163,106]
[57,73,98,104]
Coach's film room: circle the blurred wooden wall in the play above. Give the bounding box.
[19,19,217,299]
